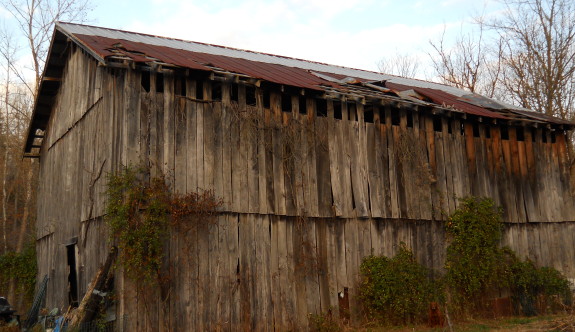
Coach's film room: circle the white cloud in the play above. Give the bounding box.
[121,0,461,73]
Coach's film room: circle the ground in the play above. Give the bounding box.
[352,313,575,332]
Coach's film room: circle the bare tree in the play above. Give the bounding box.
[428,0,575,121]
[429,23,504,99]
[0,27,19,254]
[378,52,422,79]
[492,0,575,120]
[0,0,93,311]
[1,0,92,92]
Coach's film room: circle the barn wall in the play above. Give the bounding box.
[35,48,575,329]
[36,46,122,309]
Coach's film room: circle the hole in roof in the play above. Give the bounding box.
[299,96,307,115]
[212,81,222,101]
[316,99,327,117]
[196,81,204,100]
[334,101,342,119]
[473,123,480,137]
[175,77,186,97]
[392,111,400,126]
[141,72,150,92]
[263,89,270,109]
[348,103,357,121]
[501,125,509,140]
[516,127,525,141]
[156,73,164,93]
[433,116,442,132]
[281,94,292,113]
[364,108,374,123]
[231,84,239,102]
[246,85,257,106]
[406,112,413,128]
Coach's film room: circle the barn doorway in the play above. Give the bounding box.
[66,243,79,307]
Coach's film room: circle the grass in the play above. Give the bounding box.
[347,313,574,331]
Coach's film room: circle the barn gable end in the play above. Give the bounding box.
[27,22,575,330]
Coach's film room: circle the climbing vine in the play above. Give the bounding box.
[105,165,222,284]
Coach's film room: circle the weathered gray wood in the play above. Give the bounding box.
[35,48,575,331]
[185,79,198,193]
[327,101,343,217]
[340,103,354,217]
[256,88,269,214]
[271,91,287,215]
[351,103,369,217]
[306,102,321,217]
[366,115,382,218]
[385,106,400,218]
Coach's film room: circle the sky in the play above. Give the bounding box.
[87,0,502,78]
[1,0,504,80]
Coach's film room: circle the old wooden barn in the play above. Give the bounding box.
[25,22,575,331]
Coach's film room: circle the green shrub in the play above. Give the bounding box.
[0,243,37,301]
[308,310,341,332]
[445,197,505,308]
[508,255,572,315]
[359,243,439,325]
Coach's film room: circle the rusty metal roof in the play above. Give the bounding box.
[24,22,573,154]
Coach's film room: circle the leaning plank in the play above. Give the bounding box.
[69,248,116,327]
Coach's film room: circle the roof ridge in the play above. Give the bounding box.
[56,21,389,77]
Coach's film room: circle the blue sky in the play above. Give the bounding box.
[2,0,503,79]
[87,0,503,77]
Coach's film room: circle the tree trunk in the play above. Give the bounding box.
[16,160,34,252]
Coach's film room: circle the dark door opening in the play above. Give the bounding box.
[66,244,79,307]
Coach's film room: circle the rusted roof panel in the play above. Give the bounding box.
[385,82,508,119]
[74,34,332,91]
[24,22,574,154]
[55,22,573,126]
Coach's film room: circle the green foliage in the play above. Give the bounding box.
[105,165,222,284]
[445,197,505,306]
[105,166,170,283]
[0,243,37,300]
[507,253,572,315]
[444,196,573,316]
[359,243,439,325]
[308,310,341,332]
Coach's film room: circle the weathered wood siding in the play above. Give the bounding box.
[36,48,575,330]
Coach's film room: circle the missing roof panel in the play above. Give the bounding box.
[316,99,327,117]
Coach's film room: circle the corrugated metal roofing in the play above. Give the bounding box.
[385,82,508,120]
[24,22,573,155]
[56,22,477,96]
